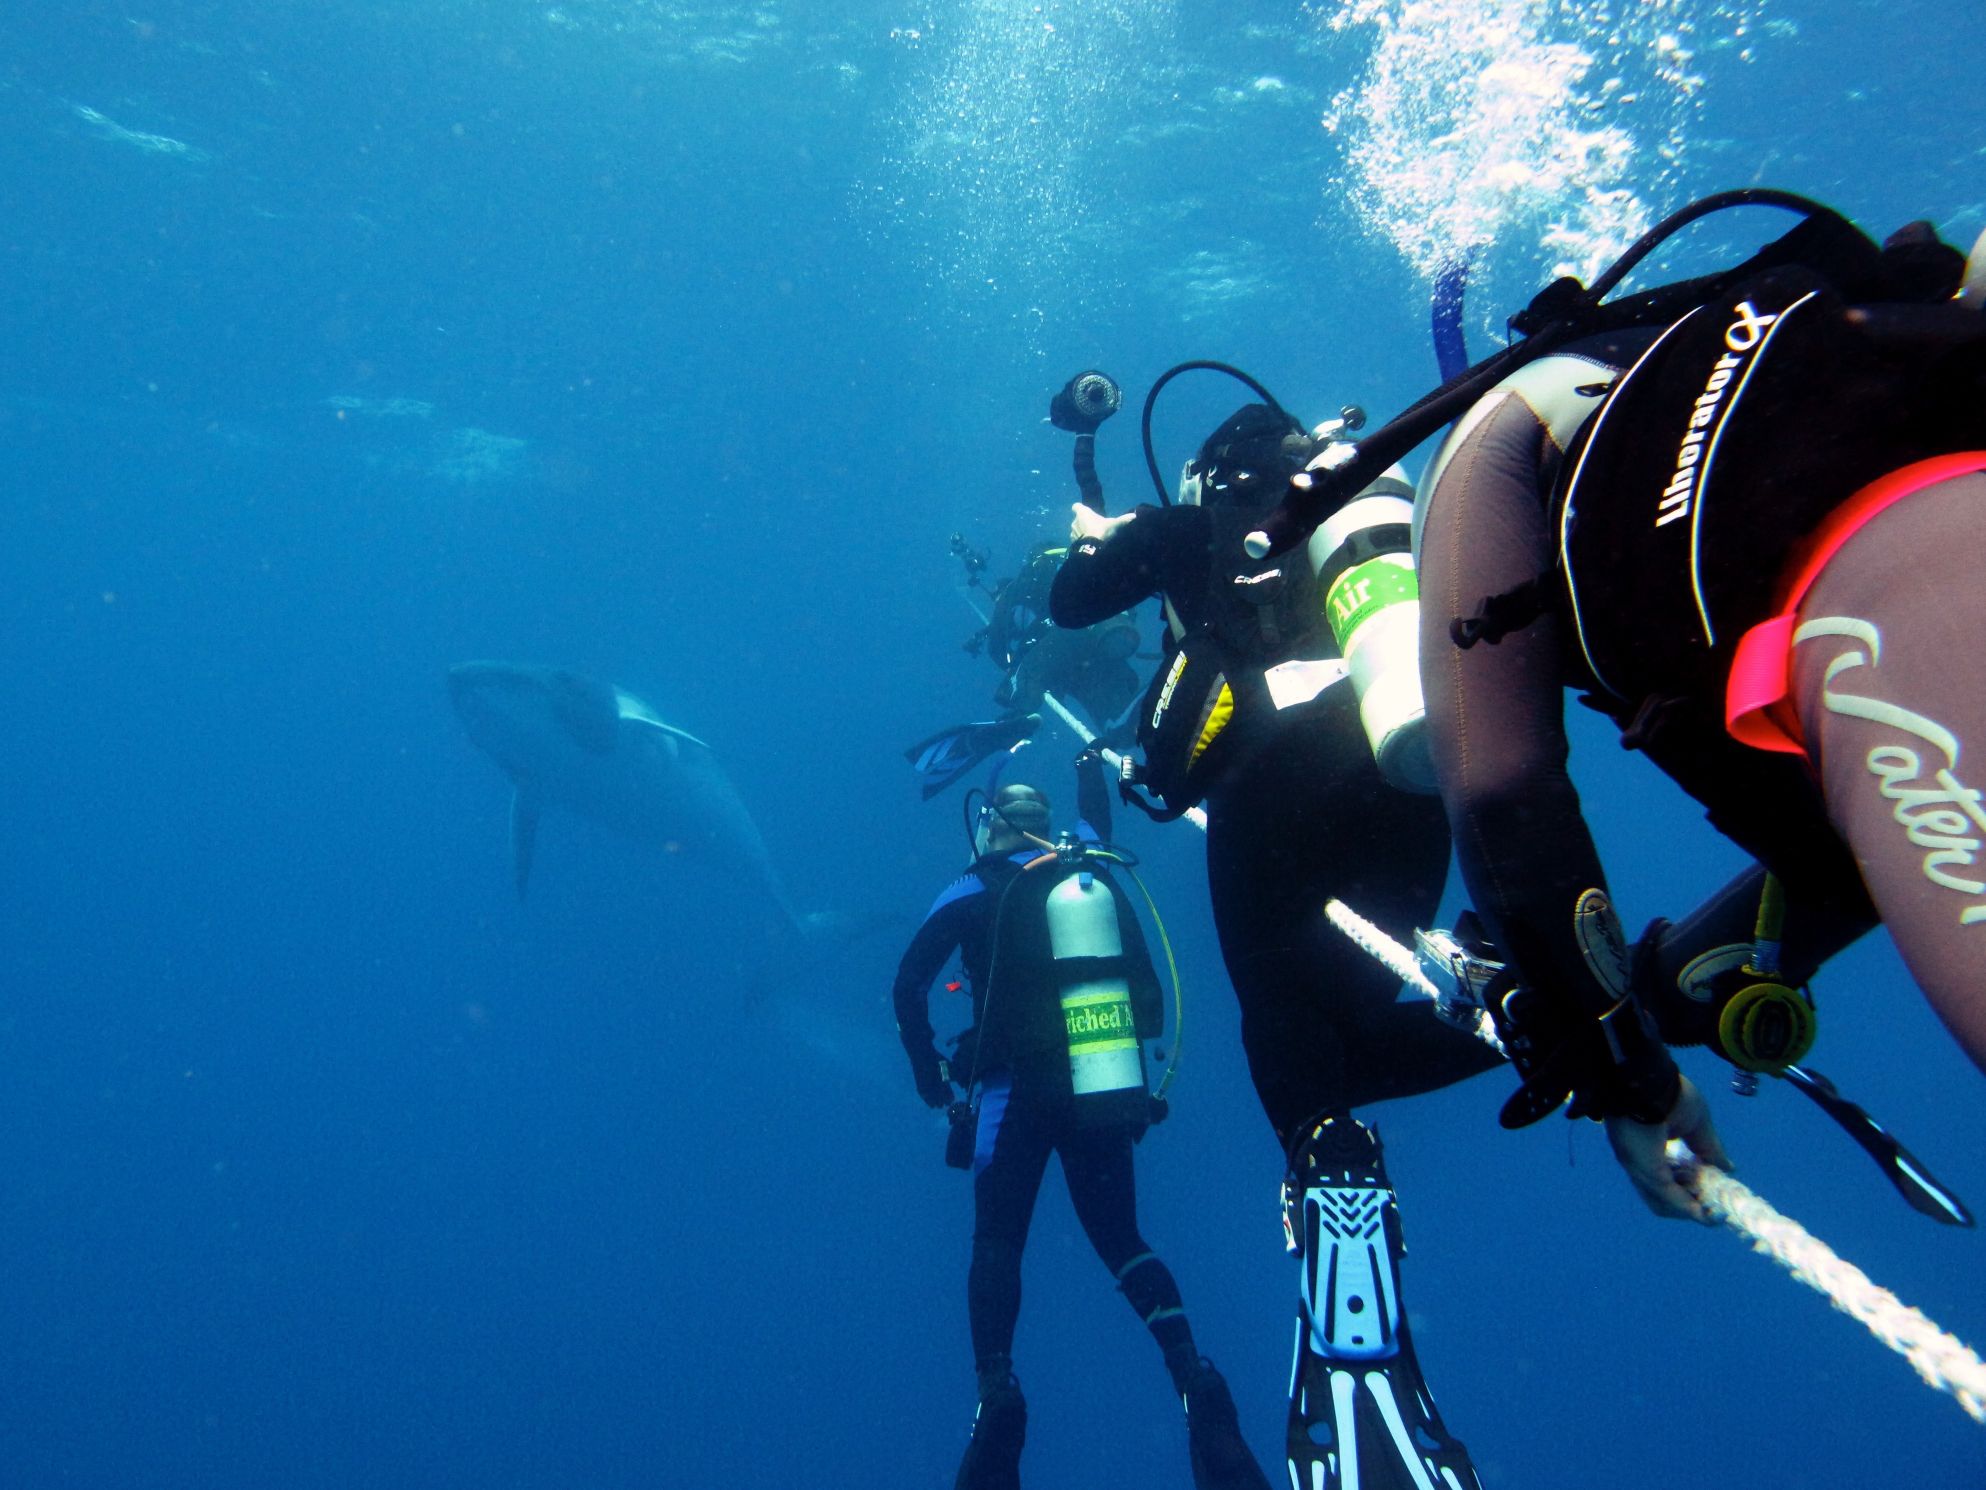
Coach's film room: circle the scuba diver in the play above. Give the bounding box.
[977,541,1144,727]
[1238,190,1986,1219]
[945,527,1144,732]
[957,372,1146,735]
[1047,366,1501,1490]
[892,756,1272,1490]
[904,536,1143,803]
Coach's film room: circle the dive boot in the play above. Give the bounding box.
[1284,1116,1483,1490]
[1180,1358,1273,1490]
[954,1366,1026,1490]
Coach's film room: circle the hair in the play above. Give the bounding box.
[991,782,1051,838]
[1193,402,1313,504]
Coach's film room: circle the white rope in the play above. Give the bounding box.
[1324,898,1503,1052]
[1038,691,1209,832]
[1674,1146,1986,1424]
[956,583,1211,830]
[1327,898,1986,1426]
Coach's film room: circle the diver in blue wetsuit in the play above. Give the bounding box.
[893,756,1270,1490]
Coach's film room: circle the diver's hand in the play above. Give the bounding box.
[1070,502,1135,545]
[913,1054,955,1110]
[1604,1075,1732,1223]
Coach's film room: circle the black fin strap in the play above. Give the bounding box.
[1450,576,1551,650]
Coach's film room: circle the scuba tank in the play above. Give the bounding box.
[1044,870,1148,1125]
[1307,481,1434,792]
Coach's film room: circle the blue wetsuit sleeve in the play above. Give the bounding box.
[891,882,978,1080]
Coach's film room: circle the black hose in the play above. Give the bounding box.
[1249,188,1847,557]
[1140,360,1298,506]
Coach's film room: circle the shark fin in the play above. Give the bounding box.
[510,788,542,897]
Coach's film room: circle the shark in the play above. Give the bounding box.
[447,661,803,931]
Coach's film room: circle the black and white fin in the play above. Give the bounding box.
[1284,1117,1483,1490]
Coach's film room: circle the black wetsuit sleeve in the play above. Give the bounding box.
[891,891,975,1086]
[1049,504,1196,627]
[1418,387,1678,1122]
[1075,749,1112,842]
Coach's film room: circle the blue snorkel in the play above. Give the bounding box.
[1430,255,1472,382]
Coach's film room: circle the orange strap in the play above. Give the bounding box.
[1726,451,1986,755]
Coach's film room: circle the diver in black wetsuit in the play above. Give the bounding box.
[1399,204,1986,1218]
[982,543,1143,728]
[892,757,1271,1490]
[1049,390,1499,1490]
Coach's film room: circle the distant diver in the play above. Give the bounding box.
[892,754,1271,1490]
[981,541,1144,727]
[941,369,1146,743]
[1049,367,1496,1490]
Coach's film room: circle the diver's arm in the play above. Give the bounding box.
[1071,432,1105,512]
[1049,502,1176,627]
[892,893,972,1106]
[1418,395,1692,1157]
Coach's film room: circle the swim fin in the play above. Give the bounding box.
[1783,1063,1974,1226]
[954,1372,1026,1490]
[1284,1116,1482,1490]
[906,714,1042,800]
[1180,1359,1273,1490]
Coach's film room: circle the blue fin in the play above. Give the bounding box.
[904,714,1040,800]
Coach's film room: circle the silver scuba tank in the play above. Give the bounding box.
[1044,872,1146,1108]
[1306,474,1434,792]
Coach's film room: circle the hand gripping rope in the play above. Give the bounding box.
[1323,897,1986,1426]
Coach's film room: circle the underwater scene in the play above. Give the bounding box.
[2,2,1983,1486]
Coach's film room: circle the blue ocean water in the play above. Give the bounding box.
[1,2,1982,1486]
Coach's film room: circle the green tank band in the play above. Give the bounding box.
[1325,558,1419,646]
[1063,990,1138,1053]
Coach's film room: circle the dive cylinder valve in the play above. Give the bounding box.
[1307,478,1433,791]
[1045,872,1147,1123]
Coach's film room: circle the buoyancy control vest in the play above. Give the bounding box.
[1132,504,1326,815]
[1133,480,1428,813]
[1419,208,1986,736]
[1550,263,1986,719]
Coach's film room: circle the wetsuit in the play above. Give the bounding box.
[1415,259,1986,1111]
[890,761,1199,1392]
[1052,485,1496,1490]
[1051,502,1500,1143]
[988,550,1143,728]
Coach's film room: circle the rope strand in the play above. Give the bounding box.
[1326,897,1986,1425]
[1677,1149,1986,1424]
